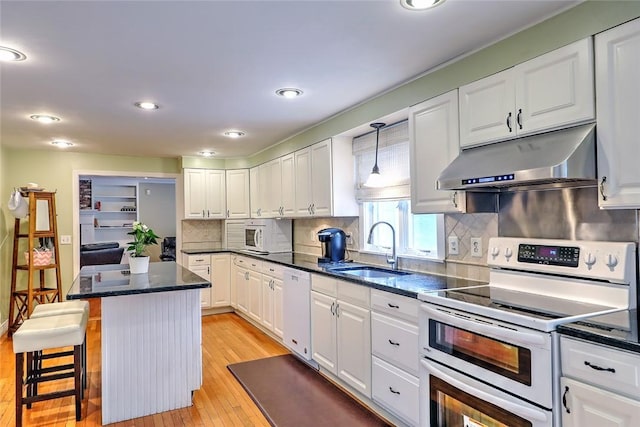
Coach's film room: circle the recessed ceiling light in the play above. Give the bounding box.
[51,139,73,148]
[134,101,159,110]
[30,114,60,124]
[275,88,303,98]
[400,0,446,10]
[199,151,215,157]
[224,130,246,138]
[0,46,26,61]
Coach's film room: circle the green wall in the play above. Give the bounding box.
[0,148,180,325]
[2,0,640,326]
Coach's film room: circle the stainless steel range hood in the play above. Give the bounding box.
[438,123,596,191]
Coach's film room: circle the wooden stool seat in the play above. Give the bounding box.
[13,313,87,427]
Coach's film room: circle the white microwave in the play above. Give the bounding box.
[244,219,293,253]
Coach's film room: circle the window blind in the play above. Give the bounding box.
[353,120,410,201]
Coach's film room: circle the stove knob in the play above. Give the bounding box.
[504,247,513,260]
[584,253,596,268]
[605,254,618,269]
[490,247,500,258]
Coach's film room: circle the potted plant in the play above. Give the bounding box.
[127,221,160,274]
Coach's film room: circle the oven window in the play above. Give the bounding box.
[429,319,532,385]
[430,376,532,427]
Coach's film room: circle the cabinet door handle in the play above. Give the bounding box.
[202,210,205,217]
[330,302,335,315]
[387,303,400,309]
[311,203,315,214]
[227,209,230,217]
[599,176,607,201]
[562,386,570,414]
[506,112,512,132]
[584,360,616,373]
[388,339,400,346]
[451,191,458,208]
[244,272,249,280]
[516,108,523,130]
[335,303,340,317]
[389,387,400,395]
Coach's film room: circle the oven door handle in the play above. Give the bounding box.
[422,305,546,347]
[422,359,550,422]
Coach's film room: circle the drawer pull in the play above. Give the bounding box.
[388,339,400,346]
[584,361,615,373]
[562,386,570,414]
[389,387,400,395]
[387,303,400,309]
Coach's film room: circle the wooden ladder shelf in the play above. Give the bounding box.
[8,191,63,336]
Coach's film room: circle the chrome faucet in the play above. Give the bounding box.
[367,221,397,270]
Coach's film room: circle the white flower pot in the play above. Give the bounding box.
[129,255,150,274]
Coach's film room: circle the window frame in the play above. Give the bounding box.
[358,199,445,262]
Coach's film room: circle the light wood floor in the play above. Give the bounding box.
[0,313,290,426]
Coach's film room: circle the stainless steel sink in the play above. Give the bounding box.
[330,265,410,279]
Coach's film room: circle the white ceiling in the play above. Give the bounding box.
[0,0,581,160]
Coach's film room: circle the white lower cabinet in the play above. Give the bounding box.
[261,262,284,338]
[561,377,640,427]
[182,254,212,308]
[311,275,371,398]
[372,356,420,427]
[370,290,419,426]
[560,336,640,427]
[211,254,230,307]
[246,260,263,323]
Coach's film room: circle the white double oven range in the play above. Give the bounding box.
[418,237,637,427]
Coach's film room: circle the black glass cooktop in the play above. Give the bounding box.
[423,285,621,331]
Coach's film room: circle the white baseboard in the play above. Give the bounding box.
[0,319,8,337]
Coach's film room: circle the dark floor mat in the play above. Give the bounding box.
[227,354,391,427]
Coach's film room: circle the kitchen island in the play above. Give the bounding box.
[67,261,211,425]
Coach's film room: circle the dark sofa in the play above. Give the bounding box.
[80,242,125,267]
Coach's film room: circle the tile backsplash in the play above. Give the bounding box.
[182,219,223,250]
[292,214,494,281]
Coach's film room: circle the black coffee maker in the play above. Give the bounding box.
[317,228,347,263]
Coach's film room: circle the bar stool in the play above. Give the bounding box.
[30,301,90,391]
[13,312,87,427]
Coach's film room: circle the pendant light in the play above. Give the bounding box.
[364,122,386,188]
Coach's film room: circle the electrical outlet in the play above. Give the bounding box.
[448,236,459,255]
[60,235,72,245]
[345,233,353,245]
[471,237,482,257]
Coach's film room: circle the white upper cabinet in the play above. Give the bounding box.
[183,168,226,219]
[294,138,358,218]
[459,37,594,148]
[225,169,250,219]
[595,18,640,208]
[262,155,295,218]
[249,165,264,217]
[409,89,466,213]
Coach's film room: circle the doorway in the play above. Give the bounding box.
[72,170,181,277]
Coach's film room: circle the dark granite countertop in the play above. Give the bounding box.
[67,261,211,299]
[557,309,640,354]
[181,248,485,298]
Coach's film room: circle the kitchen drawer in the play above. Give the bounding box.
[372,356,419,427]
[337,279,370,308]
[262,262,283,278]
[311,274,338,297]
[246,258,262,272]
[184,254,211,267]
[372,312,419,375]
[371,289,419,323]
[561,336,640,399]
[233,255,250,268]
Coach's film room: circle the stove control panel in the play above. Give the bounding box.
[517,244,580,267]
[487,237,636,284]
